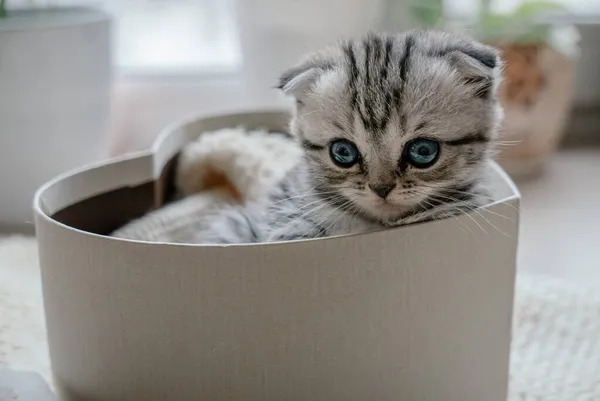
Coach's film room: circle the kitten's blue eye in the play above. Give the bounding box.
[330,139,360,168]
[406,139,440,168]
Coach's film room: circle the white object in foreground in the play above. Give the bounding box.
[0,369,55,401]
[34,110,520,401]
[0,7,111,228]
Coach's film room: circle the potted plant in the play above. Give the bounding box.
[0,1,112,229]
[404,0,579,178]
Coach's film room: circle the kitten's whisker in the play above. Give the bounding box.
[416,199,445,222]
[297,109,323,119]
[426,194,512,238]
[305,193,361,238]
[445,211,475,237]
[271,190,341,204]
[495,141,522,148]
[279,202,331,232]
[474,213,512,238]
[455,205,512,238]
[415,188,496,230]
[455,208,488,236]
[426,192,515,222]
[468,204,515,224]
[281,198,325,219]
[322,197,359,234]
[417,184,518,211]
[419,199,490,236]
[278,193,349,233]
[440,208,477,237]
[281,194,344,221]
[295,197,353,238]
[309,203,350,237]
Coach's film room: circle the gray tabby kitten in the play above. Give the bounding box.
[200,30,503,244]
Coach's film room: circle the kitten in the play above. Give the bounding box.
[197,30,503,244]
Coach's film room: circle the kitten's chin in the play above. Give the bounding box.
[342,192,426,226]
[360,202,417,226]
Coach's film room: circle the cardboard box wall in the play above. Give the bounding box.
[34,111,520,401]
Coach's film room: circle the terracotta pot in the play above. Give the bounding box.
[494,43,576,177]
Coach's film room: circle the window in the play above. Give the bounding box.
[18,0,596,77]
[100,0,241,77]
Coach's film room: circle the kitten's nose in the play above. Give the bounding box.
[369,184,396,199]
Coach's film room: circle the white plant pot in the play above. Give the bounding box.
[0,7,112,229]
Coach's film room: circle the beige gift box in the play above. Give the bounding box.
[34,111,520,401]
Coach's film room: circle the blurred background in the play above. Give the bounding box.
[0,0,599,266]
[2,0,599,274]
[1,0,599,274]
[0,0,599,396]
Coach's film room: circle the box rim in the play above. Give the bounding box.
[33,109,521,248]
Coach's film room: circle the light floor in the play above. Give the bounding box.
[516,149,600,283]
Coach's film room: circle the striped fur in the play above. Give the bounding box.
[193,30,503,244]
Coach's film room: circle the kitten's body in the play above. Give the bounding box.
[193,30,502,244]
[199,164,377,244]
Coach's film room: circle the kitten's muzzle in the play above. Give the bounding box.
[369,184,396,199]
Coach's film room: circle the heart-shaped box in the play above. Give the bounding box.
[34,110,520,401]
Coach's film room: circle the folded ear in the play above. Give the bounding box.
[277,57,335,98]
[447,44,502,99]
[456,45,499,69]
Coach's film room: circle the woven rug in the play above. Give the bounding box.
[1,235,599,400]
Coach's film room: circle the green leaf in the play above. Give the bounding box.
[512,1,567,19]
[514,25,551,43]
[478,13,517,42]
[475,0,565,44]
[0,0,6,19]
[408,0,444,28]
[410,7,441,28]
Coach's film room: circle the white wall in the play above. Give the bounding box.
[572,24,600,107]
[103,0,600,154]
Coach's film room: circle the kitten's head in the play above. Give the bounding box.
[278,30,503,225]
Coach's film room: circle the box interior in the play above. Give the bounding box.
[50,155,179,236]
